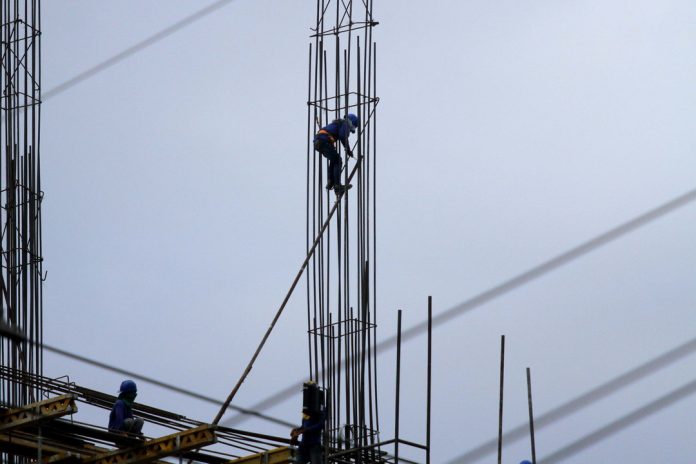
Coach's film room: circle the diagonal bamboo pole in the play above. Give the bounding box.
[211,107,378,425]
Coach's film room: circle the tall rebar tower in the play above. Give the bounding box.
[0,0,44,420]
[305,0,380,456]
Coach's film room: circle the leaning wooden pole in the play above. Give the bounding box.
[212,154,366,425]
[211,99,378,425]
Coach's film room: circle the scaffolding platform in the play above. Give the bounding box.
[0,367,292,464]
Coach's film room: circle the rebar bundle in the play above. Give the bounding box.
[0,0,43,417]
[305,0,380,459]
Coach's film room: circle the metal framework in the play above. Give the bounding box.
[0,1,434,462]
[1,1,44,462]
[83,425,218,464]
[302,4,435,463]
[0,393,76,432]
[226,447,292,464]
[0,367,294,464]
[305,0,380,459]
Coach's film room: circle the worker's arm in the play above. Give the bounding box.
[338,121,354,157]
[342,140,354,158]
[302,411,327,433]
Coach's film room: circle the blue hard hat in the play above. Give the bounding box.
[119,380,137,394]
[520,460,533,464]
[346,114,359,132]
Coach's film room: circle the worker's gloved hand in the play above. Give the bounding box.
[290,427,301,445]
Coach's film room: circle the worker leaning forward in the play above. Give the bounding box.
[313,113,359,195]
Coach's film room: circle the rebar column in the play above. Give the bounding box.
[0,0,44,463]
[305,0,380,459]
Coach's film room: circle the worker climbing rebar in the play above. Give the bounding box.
[313,113,359,195]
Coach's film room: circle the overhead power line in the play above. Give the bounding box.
[36,0,696,440]
[223,187,696,427]
[392,187,696,346]
[44,0,237,100]
[448,335,696,463]
[541,377,696,463]
[0,322,294,428]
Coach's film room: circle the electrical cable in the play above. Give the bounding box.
[541,377,696,464]
[222,187,696,426]
[19,0,696,452]
[0,321,294,428]
[43,0,237,101]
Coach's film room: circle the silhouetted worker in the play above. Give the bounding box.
[108,380,144,437]
[291,407,326,464]
[313,113,359,195]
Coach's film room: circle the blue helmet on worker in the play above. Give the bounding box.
[119,380,137,395]
[346,114,359,133]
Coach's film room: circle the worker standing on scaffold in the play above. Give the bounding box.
[291,408,326,463]
[291,382,326,463]
[313,113,359,196]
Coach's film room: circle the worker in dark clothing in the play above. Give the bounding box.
[108,380,144,437]
[291,408,326,464]
[313,113,359,195]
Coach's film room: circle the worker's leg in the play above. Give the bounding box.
[123,417,144,434]
[293,445,310,463]
[133,417,144,433]
[315,140,342,189]
[309,444,323,464]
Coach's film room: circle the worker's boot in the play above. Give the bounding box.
[325,182,334,191]
[334,183,352,195]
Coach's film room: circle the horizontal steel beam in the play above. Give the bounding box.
[83,424,217,464]
[0,394,78,432]
[0,434,79,456]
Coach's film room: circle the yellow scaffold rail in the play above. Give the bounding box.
[0,394,78,432]
[226,446,292,464]
[83,424,217,464]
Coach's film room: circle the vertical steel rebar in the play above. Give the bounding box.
[305,1,380,458]
[526,367,537,464]
[1,2,43,462]
[394,309,402,463]
[498,335,506,464]
[426,296,432,464]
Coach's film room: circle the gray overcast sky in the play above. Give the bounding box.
[40,1,695,463]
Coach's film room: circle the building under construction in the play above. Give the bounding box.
[1,1,433,463]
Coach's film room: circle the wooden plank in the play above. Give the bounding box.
[225,446,292,464]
